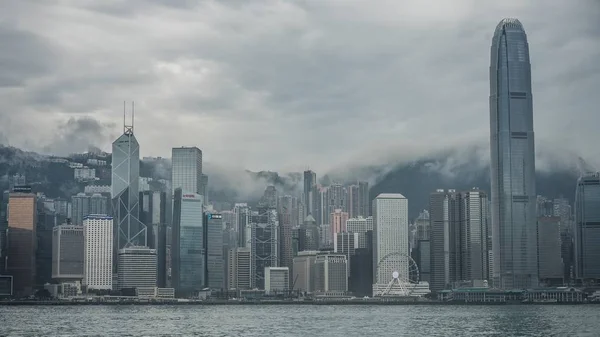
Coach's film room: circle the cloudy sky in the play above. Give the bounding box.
[1,0,599,173]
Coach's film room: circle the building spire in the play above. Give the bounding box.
[124,100,134,135]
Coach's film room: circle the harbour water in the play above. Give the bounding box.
[1,304,598,336]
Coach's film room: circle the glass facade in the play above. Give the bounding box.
[205,212,224,289]
[112,131,146,248]
[140,191,167,288]
[171,189,204,296]
[171,147,202,195]
[461,190,489,283]
[6,193,37,296]
[489,18,538,289]
[574,173,600,280]
[303,170,316,218]
[250,208,279,290]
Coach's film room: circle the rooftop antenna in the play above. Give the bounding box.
[123,101,126,132]
[124,100,134,135]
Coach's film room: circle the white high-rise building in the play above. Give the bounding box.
[83,215,113,290]
[372,194,409,286]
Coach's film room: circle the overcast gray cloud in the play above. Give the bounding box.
[0,0,598,174]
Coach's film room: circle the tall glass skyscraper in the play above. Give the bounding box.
[303,170,317,218]
[250,208,279,290]
[489,18,538,289]
[574,173,600,280]
[171,189,205,296]
[204,212,224,289]
[172,147,203,195]
[112,123,146,249]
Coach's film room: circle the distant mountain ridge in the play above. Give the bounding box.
[0,145,584,219]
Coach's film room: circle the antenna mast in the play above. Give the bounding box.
[123,101,126,133]
[124,100,134,135]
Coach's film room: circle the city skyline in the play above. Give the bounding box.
[0,0,599,310]
[1,1,600,335]
[0,1,598,173]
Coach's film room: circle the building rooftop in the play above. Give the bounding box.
[83,214,113,220]
[497,18,523,29]
[375,193,406,199]
[494,18,525,36]
[304,214,316,223]
[118,247,157,254]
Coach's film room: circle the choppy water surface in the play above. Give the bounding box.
[0,305,598,336]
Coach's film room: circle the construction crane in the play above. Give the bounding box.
[288,273,299,299]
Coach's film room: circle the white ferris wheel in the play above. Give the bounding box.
[373,252,420,297]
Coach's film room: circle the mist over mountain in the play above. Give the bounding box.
[1,143,587,220]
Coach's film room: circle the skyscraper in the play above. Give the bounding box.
[117,247,157,290]
[334,232,358,274]
[415,210,430,241]
[71,193,90,226]
[90,194,108,216]
[72,193,108,226]
[200,174,209,205]
[83,215,113,291]
[52,225,84,282]
[489,18,538,289]
[35,195,55,287]
[261,186,278,209]
[330,209,349,240]
[429,189,490,292]
[172,147,203,195]
[358,182,370,217]
[537,216,564,282]
[346,216,373,249]
[325,184,347,223]
[461,190,490,283]
[227,247,252,291]
[429,190,459,292]
[6,192,36,296]
[314,253,348,294]
[348,185,359,219]
[171,189,205,296]
[277,195,294,285]
[250,208,279,289]
[303,170,317,218]
[205,212,224,290]
[292,250,318,293]
[112,117,146,249]
[234,203,250,248]
[536,196,554,217]
[139,191,167,287]
[301,214,320,251]
[350,231,373,296]
[574,173,600,280]
[372,194,408,286]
